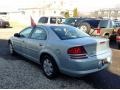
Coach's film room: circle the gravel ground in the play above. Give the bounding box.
[0,52,92,89]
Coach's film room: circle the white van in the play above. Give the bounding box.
[38,16,65,24]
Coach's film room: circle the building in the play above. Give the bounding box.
[90,8,120,19]
[0,0,75,25]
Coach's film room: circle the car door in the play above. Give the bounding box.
[25,26,47,62]
[12,27,33,54]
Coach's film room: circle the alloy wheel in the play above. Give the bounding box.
[43,59,53,76]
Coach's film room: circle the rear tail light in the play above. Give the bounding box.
[95,28,101,34]
[67,46,88,59]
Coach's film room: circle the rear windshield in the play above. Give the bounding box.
[50,26,89,40]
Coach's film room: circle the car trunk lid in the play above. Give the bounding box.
[63,37,109,57]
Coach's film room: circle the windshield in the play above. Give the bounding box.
[63,18,77,24]
[50,26,89,40]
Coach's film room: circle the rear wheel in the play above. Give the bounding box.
[79,23,91,34]
[104,33,110,39]
[41,55,59,79]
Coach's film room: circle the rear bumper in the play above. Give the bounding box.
[61,64,109,77]
[59,50,112,77]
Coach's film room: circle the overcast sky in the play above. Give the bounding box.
[0,0,120,12]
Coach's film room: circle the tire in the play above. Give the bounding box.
[104,34,110,39]
[118,43,120,49]
[79,23,91,34]
[4,26,6,28]
[41,55,59,79]
[9,43,16,55]
[6,23,10,28]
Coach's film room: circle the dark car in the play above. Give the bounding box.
[116,28,120,49]
[0,19,10,28]
[64,18,115,38]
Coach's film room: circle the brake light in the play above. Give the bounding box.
[95,28,101,34]
[67,46,87,59]
[68,46,86,54]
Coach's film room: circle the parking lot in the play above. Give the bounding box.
[0,24,120,89]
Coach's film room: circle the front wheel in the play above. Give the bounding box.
[9,43,16,55]
[41,55,59,79]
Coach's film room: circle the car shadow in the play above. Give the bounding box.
[109,40,118,50]
[0,26,13,29]
[79,69,120,89]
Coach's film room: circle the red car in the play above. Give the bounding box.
[0,19,10,28]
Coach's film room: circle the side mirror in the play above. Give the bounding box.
[14,33,21,37]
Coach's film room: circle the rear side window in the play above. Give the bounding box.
[99,20,109,28]
[30,27,47,40]
[50,26,89,40]
[50,17,56,24]
[38,17,48,23]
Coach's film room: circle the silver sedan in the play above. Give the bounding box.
[8,24,112,79]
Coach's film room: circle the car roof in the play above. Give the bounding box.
[40,16,64,18]
[37,24,70,27]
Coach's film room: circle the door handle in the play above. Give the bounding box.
[39,44,43,46]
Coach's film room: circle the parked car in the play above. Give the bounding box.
[38,16,65,24]
[116,28,120,49]
[109,20,120,41]
[8,24,112,79]
[0,19,10,28]
[64,18,115,38]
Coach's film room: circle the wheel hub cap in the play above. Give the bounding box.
[43,59,53,76]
